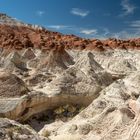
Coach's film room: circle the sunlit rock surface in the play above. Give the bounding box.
[1,13,140,140]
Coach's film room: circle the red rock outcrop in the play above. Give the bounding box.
[0,23,140,51]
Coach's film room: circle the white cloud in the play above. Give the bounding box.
[130,20,140,28]
[120,0,136,16]
[36,11,45,16]
[71,8,89,17]
[103,28,110,36]
[80,29,97,35]
[105,20,140,39]
[112,31,130,39]
[127,20,140,37]
[111,30,140,39]
[47,25,71,30]
[47,24,140,39]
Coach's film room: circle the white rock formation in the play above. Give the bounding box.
[0,48,140,140]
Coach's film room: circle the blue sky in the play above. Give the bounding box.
[0,0,140,39]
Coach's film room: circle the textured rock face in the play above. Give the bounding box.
[0,47,113,122]
[4,51,28,72]
[1,13,140,140]
[0,118,47,140]
[38,45,74,73]
[42,72,140,140]
[0,71,28,98]
[0,47,140,140]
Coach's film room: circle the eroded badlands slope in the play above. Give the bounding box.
[0,13,140,140]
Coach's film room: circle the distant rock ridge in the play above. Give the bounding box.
[0,13,44,30]
[0,13,140,52]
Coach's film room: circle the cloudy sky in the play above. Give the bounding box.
[0,0,140,39]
